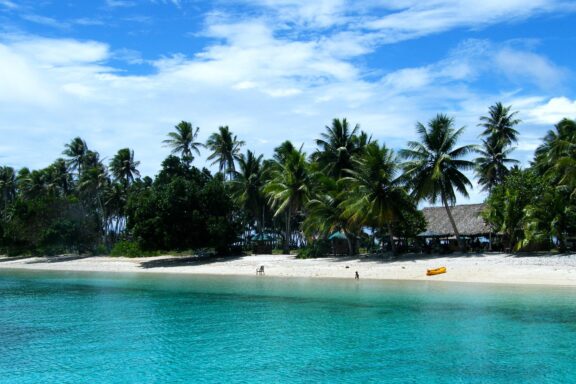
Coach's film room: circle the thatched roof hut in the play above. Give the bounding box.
[421,203,491,237]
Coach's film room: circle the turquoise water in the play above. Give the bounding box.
[1,270,575,383]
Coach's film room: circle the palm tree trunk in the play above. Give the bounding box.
[344,231,354,256]
[284,210,291,254]
[443,198,464,252]
[387,221,396,255]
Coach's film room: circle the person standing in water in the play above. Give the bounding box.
[355,271,359,279]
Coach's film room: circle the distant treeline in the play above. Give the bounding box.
[1,105,575,256]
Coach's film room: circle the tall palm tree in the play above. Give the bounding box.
[163,121,204,167]
[400,114,476,250]
[476,102,520,191]
[63,137,89,177]
[342,142,413,254]
[109,148,141,188]
[479,102,520,148]
[0,166,16,219]
[534,118,576,196]
[233,150,265,234]
[264,146,311,254]
[47,158,73,196]
[312,118,368,178]
[475,139,519,192]
[303,174,359,255]
[206,126,245,180]
[79,164,111,244]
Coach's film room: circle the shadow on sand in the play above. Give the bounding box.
[327,251,506,265]
[24,254,93,264]
[139,254,244,269]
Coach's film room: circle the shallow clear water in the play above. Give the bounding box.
[1,270,575,383]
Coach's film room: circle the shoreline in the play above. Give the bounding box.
[2,253,576,287]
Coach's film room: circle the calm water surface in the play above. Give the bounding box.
[1,269,575,383]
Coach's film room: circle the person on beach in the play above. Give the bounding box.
[355,271,359,279]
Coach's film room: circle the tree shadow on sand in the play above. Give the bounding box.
[139,254,244,269]
[328,251,504,265]
[24,254,92,264]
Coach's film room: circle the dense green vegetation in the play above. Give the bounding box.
[0,105,575,257]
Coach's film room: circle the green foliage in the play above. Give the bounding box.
[483,168,546,251]
[126,162,240,254]
[2,195,98,255]
[391,208,427,240]
[297,239,331,259]
[110,241,144,257]
[5,114,576,259]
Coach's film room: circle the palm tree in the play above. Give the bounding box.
[476,102,520,191]
[475,139,519,192]
[312,118,369,178]
[233,150,265,234]
[206,126,245,180]
[109,148,141,188]
[63,137,88,177]
[47,158,73,196]
[534,118,576,196]
[341,142,413,254]
[79,164,111,244]
[0,166,16,219]
[479,102,521,148]
[163,121,204,167]
[264,146,311,254]
[400,114,476,251]
[303,174,360,255]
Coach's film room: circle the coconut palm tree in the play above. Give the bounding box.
[206,126,245,180]
[302,173,361,255]
[264,146,311,254]
[0,166,16,220]
[79,163,111,244]
[63,137,89,178]
[342,142,413,254]
[534,118,576,183]
[400,114,476,251]
[109,148,140,188]
[534,119,576,175]
[475,139,519,192]
[233,150,265,234]
[312,118,369,178]
[479,102,520,148]
[163,121,204,167]
[46,158,73,196]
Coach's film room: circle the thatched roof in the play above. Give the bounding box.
[421,203,491,236]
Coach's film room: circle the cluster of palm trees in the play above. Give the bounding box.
[162,105,521,255]
[2,101,572,255]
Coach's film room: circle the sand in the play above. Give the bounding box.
[2,252,576,287]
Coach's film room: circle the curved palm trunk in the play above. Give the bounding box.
[443,198,464,252]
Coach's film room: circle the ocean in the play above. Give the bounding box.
[1,269,575,383]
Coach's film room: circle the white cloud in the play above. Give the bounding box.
[495,49,566,90]
[525,97,576,125]
[1,0,575,207]
[364,0,559,42]
[21,14,69,29]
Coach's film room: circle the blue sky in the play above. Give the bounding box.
[1,0,576,203]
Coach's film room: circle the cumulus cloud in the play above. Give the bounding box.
[525,97,576,125]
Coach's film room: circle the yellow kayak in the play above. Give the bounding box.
[426,267,447,276]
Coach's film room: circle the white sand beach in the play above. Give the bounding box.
[1,252,576,286]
